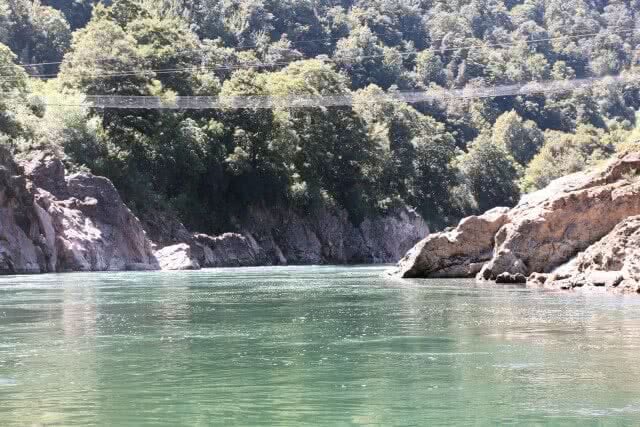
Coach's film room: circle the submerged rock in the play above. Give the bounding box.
[495,272,527,284]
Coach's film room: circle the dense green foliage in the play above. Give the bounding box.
[1,0,640,231]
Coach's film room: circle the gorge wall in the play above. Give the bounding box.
[143,203,428,270]
[0,149,428,274]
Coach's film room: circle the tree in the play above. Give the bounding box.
[521,125,615,191]
[333,25,404,89]
[192,0,274,47]
[127,16,207,94]
[348,0,428,48]
[59,18,150,96]
[414,51,444,86]
[458,135,521,212]
[220,69,290,206]
[352,84,458,223]
[264,0,329,56]
[266,60,383,221]
[4,0,640,233]
[41,0,96,30]
[0,43,31,139]
[588,32,629,77]
[1,0,71,73]
[410,134,459,226]
[0,1,12,45]
[491,110,543,165]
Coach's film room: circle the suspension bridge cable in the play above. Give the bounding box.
[3,73,638,110]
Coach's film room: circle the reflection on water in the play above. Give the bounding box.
[1,266,640,425]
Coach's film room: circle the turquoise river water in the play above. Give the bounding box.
[1,266,640,425]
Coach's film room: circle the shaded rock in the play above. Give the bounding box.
[527,272,548,287]
[495,272,527,284]
[0,148,52,274]
[239,205,428,265]
[155,243,200,270]
[390,207,509,278]
[139,208,195,249]
[194,232,267,267]
[349,208,430,263]
[140,203,427,268]
[21,151,69,199]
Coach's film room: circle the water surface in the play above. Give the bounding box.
[1,266,640,425]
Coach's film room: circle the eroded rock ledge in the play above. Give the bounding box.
[391,152,640,294]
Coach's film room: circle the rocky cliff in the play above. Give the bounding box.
[0,149,159,273]
[392,152,640,294]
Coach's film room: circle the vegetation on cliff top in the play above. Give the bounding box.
[1,0,640,232]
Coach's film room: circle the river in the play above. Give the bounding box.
[1,266,640,425]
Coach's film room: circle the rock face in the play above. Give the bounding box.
[0,150,159,273]
[239,205,429,265]
[479,179,640,279]
[194,233,267,267]
[0,148,50,273]
[529,216,640,293]
[144,204,429,269]
[392,151,640,294]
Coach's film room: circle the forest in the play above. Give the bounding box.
[1,0,640,232]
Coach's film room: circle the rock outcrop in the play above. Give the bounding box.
[0,150,158,273]
[0,148,50,273]
[392,151,640,294]
[479,178,640,280]
[194,233,268,267]
[390,207,509,278]
[155,243,200,270]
